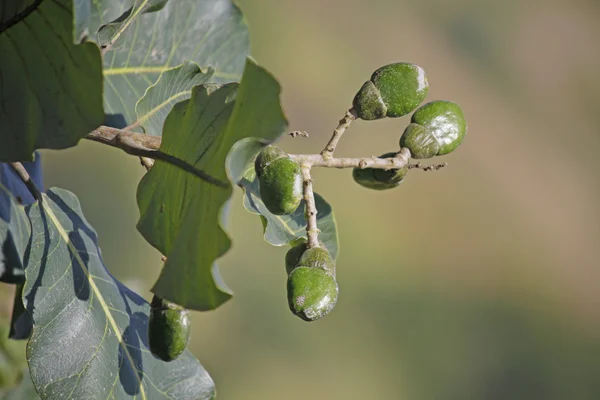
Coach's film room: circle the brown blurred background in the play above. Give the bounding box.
[4,0,600,398]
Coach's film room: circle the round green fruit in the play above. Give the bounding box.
[287,267,339,322]
[410,101,466,155]
[352,152,408,190]
[255,146,303,215]
[297,247,335,275]
[148,295,191,362]
[399,123,440,159]
[353,62,428,120]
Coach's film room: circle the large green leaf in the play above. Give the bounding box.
[137,59,287,310]
[23,188,214,399]
[102,0,249,126]
[0,0,104,161]
[227,138,340,260]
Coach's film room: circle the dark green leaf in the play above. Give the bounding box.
[137,59,287,310]
[9,284,32,340]
[23,188,214,399]
[135,61,215,136]
[0,185,30,284]
[102,0,249,126]
[228,139,339,261]
[0,0,104,161]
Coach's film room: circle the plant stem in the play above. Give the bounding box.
[320,108,357,159]
[85,126,228,188]
[300,165,320,248]
[9,162,42,202]
[291,147,412,169]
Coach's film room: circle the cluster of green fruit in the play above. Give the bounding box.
[146,62,468,356]
[352,62,467,190]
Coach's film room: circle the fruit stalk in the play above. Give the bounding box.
[300,164,320,248]
[320,109,357,159]
[290,147,412,169]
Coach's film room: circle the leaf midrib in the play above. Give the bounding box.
[42,200,147,400]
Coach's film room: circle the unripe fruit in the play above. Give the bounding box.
[297,247,335,275]
[353,63,428,120]
[407,100,466,156]
[285,241,309,275]
[352,152,408,190]
[148,295,191,362]
[287,267,339,322]
[255,145,303,215]
[399,123,439,159]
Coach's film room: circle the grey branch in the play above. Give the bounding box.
[300,165,320,248]
[320,108,357,159]
[9,162,42,202]
[291,148,412,169]
[85,127,228,188]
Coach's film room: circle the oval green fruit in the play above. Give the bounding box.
[287,267,339,322]
[257,148,303,215]
[297,247,335,275]
[285,241,309,275]
[254,145,286,177]
[411,101,466,155]
[148,295,191,362]
[399,123,439,159]
[352,152,408,190]
[352,81,388,120]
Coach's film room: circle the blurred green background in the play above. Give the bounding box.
[3,0,600,398]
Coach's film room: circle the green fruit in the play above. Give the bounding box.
[255,146,303,215]
[399,123,440,159]
[148,295,191,362]
[352,152,408,190]
[285,241,309,275]
[254,145,286,176]
[287,267,339,322]
[410,101,466,155]
[297,247,335,275]
[353,62,428,120]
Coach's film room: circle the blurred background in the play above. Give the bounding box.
[3,0,600,398]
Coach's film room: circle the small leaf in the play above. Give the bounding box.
[0,0,104,161]
[227,138,340,260]
[135,61,215,136]
[102,0,249,126]
[137,59,287,310]
[24,188,214,399]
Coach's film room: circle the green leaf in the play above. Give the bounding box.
[0,0,104,161]
[102,0,249,126]
[0,185,30,284]
[23,188,215,400]
[137,59,287,310]
[135,61,215,136]
[228,139,340,260]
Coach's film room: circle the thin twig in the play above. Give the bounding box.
[300,165,320,248]
[9,162,42,202]
[85,126,228,188]
[408,162,448,171]
[289,131,309,138]
[290,148,412,170]
[320,108,357,159]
